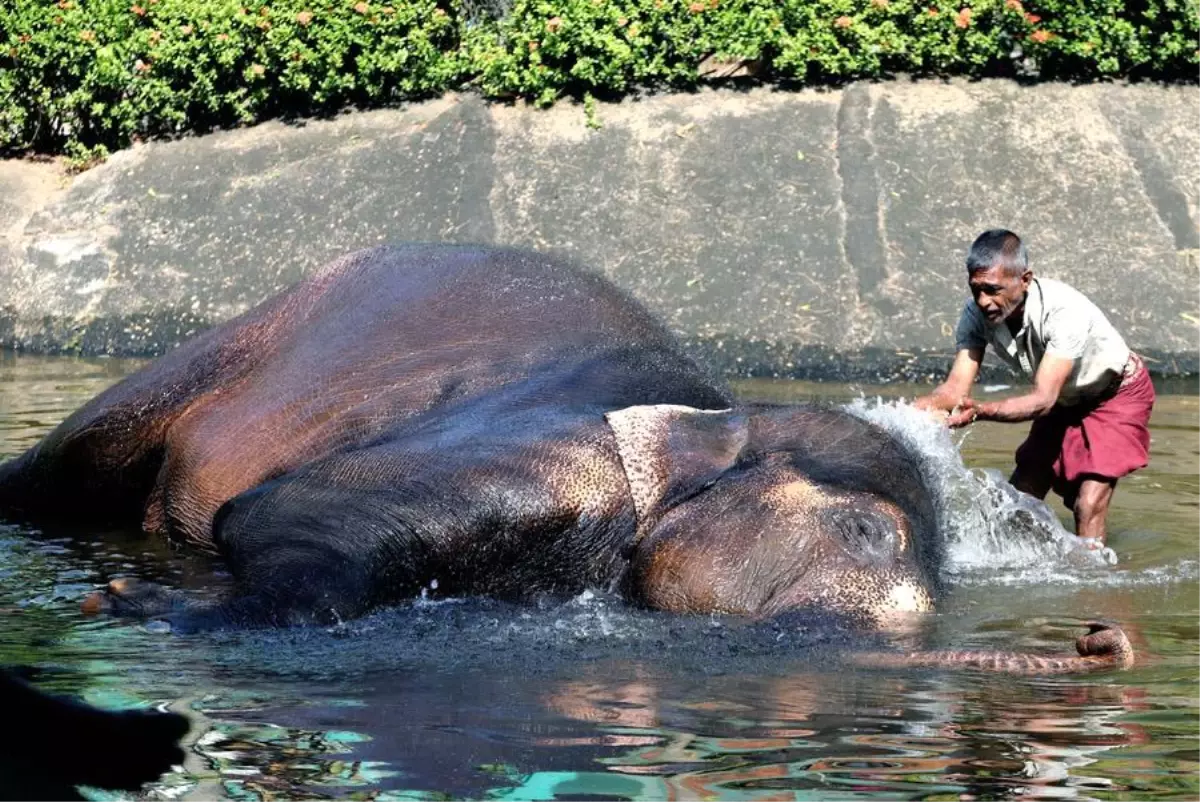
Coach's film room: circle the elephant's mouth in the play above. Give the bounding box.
[812,570,936,627]
[880,577,932,613]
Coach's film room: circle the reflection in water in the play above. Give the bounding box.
[0,357,1196,800]
[523,665,1167,801]
[194,720,392,800]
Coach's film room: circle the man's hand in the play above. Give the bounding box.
[946,397,981,428]
[917,395,984,428]
[912,395,952,426]
[914,347,984,418]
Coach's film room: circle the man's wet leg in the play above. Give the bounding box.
[1074,476,1116,545]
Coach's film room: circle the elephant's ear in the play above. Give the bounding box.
[604,405,748,538]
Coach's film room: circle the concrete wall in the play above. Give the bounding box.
[1,79,1196,380]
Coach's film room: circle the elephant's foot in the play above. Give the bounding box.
[852,623,1134,674]
[81,577,344,633]
[81,578,191,620]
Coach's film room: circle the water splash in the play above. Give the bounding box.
[842,397,1116,584]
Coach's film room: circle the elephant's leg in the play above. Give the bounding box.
[0,268,354,528]
[83,475,432,631]
[77,454,564,630]
[140,398,297,550]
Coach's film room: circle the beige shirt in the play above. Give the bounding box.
[955,277,1130,406]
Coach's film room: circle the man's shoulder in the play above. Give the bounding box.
[1033,276,1101,316]
[1035,276,1091,302]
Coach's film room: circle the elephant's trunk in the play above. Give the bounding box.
[852,623,1134,675]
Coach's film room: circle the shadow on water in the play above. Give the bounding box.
[0,357,1196,800]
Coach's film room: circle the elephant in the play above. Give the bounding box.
[0,244,1131,673]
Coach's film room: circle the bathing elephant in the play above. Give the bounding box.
[0,244,1130,673]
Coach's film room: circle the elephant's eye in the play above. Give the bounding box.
[826,509,897,562]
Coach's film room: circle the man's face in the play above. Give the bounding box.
[968,264,1031,324]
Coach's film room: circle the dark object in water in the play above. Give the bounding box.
[0,668,189,800]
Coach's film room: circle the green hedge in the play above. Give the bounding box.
[476,0,1198,101]
[0,0,462,159]
[2,0,1196,157]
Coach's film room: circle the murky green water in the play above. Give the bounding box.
[1,354,1197,801]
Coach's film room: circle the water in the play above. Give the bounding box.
[1,355,1196,800]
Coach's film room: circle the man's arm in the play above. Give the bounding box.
[914,347,984,413]
[953,353,1074,427]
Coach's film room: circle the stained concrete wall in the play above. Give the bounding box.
[1,79,1196,381]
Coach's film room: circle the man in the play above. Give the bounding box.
[915,229,1155,547]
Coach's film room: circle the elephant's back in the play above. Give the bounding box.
[258,243,725,406]
[305,243,688,362]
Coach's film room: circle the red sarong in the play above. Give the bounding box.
[1015,356,1155,506]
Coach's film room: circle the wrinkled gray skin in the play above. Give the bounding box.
[0,245,1130,672]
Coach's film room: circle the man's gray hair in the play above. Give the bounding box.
[966,229,1028,277]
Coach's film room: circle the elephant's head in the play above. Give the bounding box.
[605,404,1133,674]
[606,403,942,626]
